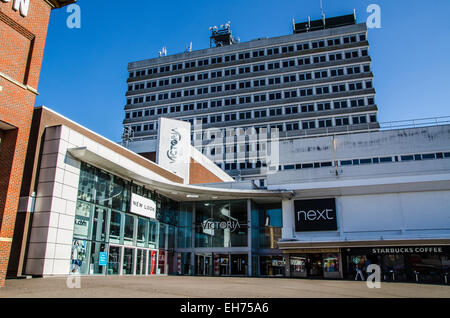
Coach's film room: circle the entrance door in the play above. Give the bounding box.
[306,254,323,278]
[231,254,248,276]
[108,245,121,275]
[123,247,135,275]
[196,254,212,276]
[136,249,147,275]
[214,254,229,276]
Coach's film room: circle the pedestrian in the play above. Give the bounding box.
[355,262,365,281]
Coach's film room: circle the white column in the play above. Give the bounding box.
[282,199,295,239]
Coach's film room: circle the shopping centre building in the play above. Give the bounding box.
[6,105,449,284]
[1,6,449,286]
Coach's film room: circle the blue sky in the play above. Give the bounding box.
[36,0,450,142]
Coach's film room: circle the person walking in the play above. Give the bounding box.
[355,262,365,281]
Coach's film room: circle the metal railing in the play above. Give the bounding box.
[379,116,450,130]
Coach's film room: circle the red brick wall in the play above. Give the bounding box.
[0,1,52,287]
[189,158,223,184]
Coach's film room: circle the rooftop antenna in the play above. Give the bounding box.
[209,21,237,48]
[320,0,326,28]
[186,41,192,53]
[158,46,167,57]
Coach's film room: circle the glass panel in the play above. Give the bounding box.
[149,220,158,247]
[89,242,107,275]
[111,175,129,212]
[307,255,323,277]
[260,256,285,276]
[124,214,135,242]
[123,248,135,275]
[159,224,167,249]
[109,210,122,243]
[137,218,149,247]
[323,253,340,273]
[212,201,232,248]
[136,249,147,275]
[410,254,442,283]
[107,246,121,275]
[177,203,193,248]
[290,255,306,275]
[381,254,406,281]
[158,250,166,274]
[195,202,212,248]
[92,207,107,242]
[213,254,229,276]
[73,202,92,239]
[70,239,88,274]
[78,163,96,203]
[231,254,248,276]
[179,252,192,275]
[95,169,112,206]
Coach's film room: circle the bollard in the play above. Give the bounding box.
[414,271,419,283]
[445,273,448,284]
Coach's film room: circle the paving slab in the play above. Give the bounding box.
[1,276,450,298]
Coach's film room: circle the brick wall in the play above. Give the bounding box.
[189,158,223,184]
[0,1,53,287]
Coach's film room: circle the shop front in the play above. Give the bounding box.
[343,246,450,284]
[285,249,343,279]
[70,162,174,276]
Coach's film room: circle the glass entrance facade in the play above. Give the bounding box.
[70,162,285,277]
[71,162,174,276]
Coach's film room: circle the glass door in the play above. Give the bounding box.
[204,255,212,276]
[231,254,248,276]
[214,254,229,276]
[89,242,107,275]
[136,249,147,275]
[123,247,135,275]
[195,254,212,276]
[108,245,121,275]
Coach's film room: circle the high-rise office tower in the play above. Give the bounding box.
[123,13,378,187]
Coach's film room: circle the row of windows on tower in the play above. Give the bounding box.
[129,33,367,78]
[126,96,375,125]
[127,79,373,111]
[128,48,369,93]
[127,113,377,135]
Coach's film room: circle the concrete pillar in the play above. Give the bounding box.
[282,199,295,239]
[247,199,252,277]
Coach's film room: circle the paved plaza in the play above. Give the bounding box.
[1,276,449,298]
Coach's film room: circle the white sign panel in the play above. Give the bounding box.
[156,117,191,183]
[130,193,156,219]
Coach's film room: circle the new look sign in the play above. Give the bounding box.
[294,198,337,232]
[130,193,156,219]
